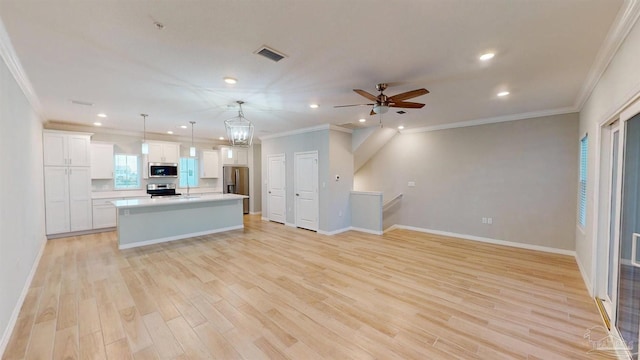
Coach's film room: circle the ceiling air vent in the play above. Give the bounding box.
[255,46,286,62]
[396,110,406,114]
[70,99,94,106]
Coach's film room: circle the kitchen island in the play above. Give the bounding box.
[112,194,247,249]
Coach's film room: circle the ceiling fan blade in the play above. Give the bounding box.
[334,103,374,108]
[388,88,429,102]
[354,89,379,102]
[389,101,425,109]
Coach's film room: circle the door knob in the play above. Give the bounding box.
[296,193,299,196]
[268,191,271,194]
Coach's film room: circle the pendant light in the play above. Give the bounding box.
[224,101,254,147]
[189,121,196,157]
[140,113,149,154]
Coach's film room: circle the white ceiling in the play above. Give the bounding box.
[0,0,625,140]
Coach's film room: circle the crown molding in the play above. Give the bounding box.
[575,0,640,110]
[0,17,45,121]
[260,123,351,141]
[401,107,577,134]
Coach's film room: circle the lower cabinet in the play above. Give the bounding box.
[44,166,92,234]
[92,198,117,229]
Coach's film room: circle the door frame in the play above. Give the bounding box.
[595,120,623,321]
[267,153,286,224]
[594,97,640,340]
[294,150,319,231]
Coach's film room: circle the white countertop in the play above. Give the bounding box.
[93,188,222,199]
[111,193,246,208]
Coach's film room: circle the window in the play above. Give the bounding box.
[114,154,140,189]
[578,135,588,227]
[180,157,198,187]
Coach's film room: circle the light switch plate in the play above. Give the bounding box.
[408,181,416,187]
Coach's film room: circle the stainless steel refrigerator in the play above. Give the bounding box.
[223,166,249,214]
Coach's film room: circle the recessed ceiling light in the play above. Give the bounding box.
[167,131,173,134]
[479,53,495,61]
[359,118,366,123]
[219,137,225,140]
[398,125,404,130]
[497,91,510,97]
[224,77,237,84]
[180,125,187,129]
[309,104,319,109]
[93,122,102,126]
[97,113,107,118]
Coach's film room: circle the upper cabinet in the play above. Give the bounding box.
[147,141,179,163]
[200,150,220,178]
[90,142,114,179]
[221,147,248,166]
[43,131,91,167]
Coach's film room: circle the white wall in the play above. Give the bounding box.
[355,113,579,251]
[0,41,46,353]
[578,16,640,290]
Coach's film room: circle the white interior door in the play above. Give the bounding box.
[294,151,318,231]
[267,154,286,224]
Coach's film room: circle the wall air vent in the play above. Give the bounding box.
[255,46,287,62]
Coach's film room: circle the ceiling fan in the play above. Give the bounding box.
[334,83,429,116]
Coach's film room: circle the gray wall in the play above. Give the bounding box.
[262,128,354,233]
[0,47,46,350]
[262,129,330,228]
[355,113,579,250]
[328,130,354,231]
[250,144,262,213]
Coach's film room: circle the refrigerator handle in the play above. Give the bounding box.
[235,169,240,194]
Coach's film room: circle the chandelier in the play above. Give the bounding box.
[224,101,254,147]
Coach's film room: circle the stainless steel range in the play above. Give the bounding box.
[147,183,181,198]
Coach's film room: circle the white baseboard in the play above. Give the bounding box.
[383,224,400,233]
[118,225,244,250]
[261,216,268,221]
[389,224,577,257]
[285,222,296,228]
[318,227,351,236]
[350,227,383,235]
[250,211,262,215]
[1,236,47,356]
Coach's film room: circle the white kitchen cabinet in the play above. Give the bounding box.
[43,131,91,167]
[90,143,114,179]
[44,166,92,234]
[92,198,117,229]
[200,150,220,178]
[147,141,179,163]
[221,147,248,165]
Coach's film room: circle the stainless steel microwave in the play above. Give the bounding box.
[149,163,178,177]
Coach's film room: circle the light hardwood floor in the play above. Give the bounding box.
[3,215,610,359]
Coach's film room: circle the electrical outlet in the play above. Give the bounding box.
[487,217,493,225]
[482,217,487,224]
[124,209,130,216]
[338,210,342,217]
